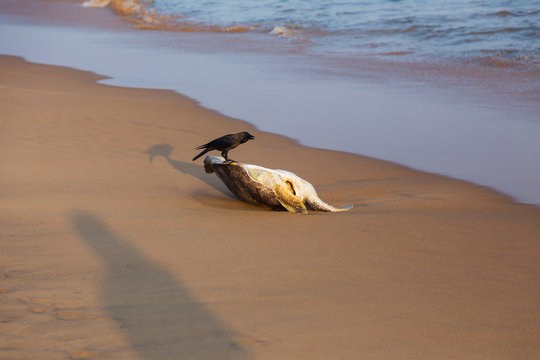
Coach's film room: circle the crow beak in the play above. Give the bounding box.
[249,135,255,140]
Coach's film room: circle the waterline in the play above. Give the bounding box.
[1,18,539,205]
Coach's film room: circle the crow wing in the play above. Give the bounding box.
[197,134,237,150]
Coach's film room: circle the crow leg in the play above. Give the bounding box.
[222,150,231,161]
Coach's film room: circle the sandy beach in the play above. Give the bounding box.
[1,54,540,359]
[2,0,540,205]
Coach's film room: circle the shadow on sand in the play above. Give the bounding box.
[146,144,233,198]
[70,210,249,360]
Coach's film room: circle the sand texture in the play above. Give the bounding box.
[1,55,540,359]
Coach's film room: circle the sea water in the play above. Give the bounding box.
[84,0,540,68]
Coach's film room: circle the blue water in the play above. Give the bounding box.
[103,0,540,68]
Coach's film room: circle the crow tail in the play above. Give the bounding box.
[192,148,210,161]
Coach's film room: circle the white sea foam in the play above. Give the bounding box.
[82,0,110,7]
[269,26,293,37]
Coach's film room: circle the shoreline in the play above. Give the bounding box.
[2,53,540,359]
[0,49,533,208]
[1,0,540,205]
[2,52,520,205]
[0,2,540,206]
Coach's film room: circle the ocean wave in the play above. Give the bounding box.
[79,0,540,71]
[468,26,536,36]
[466,49,540,69]
[269,26,295,37]
[82,0,302,36]
[365,24,439,38]
[471,56,525,68]
[82,0,111,7]
[490,10,516,17]
[84,0,257,33]
[487,9,540,17]
[380,51,414,56]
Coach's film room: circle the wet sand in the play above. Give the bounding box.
[1,55,540,359]
[2,0,540,205]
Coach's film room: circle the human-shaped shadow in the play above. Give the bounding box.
[70,210,249,360]
[146,144,233,198]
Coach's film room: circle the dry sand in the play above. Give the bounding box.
[1,54,539,359]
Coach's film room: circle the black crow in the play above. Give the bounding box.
[192,131,255,161]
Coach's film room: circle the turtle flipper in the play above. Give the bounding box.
[333,205,354,212]
[274,184,308,214]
